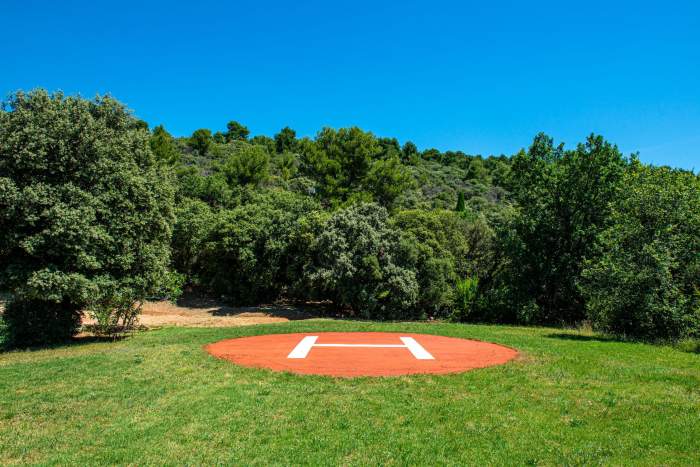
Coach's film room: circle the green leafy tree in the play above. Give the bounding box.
[506,133,627,324]
[198,191,319,304]
[150,125,181,166]
[274,126,297,153]
[171,198,215,281]
[225,120,249,142]
[306,203,419,319]
[189,128,212,156]
[212,131,226,144]
[274,152,299,181]
[312,127,383,202]
[401,141,419,162]
[581,162,700,339]
[0,89,176,345]
[452,276,479,321]
[250,135,276,154]
[217,144,270,187]
[365,155,414,208]
[455,192,466,212]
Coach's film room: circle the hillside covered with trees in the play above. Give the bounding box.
[1,90,698,346]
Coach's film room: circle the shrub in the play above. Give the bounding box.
[171,198,215,282]
[451,276,479,321]
[581,163,700,340]
[198,190,320,304]
[307,203,419,319]
[0,316,8,349]
[216,143,270,187]
[392,210,471,316]
[0,90,176,344]
[3,298,82,347]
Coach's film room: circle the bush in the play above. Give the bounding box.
[198,190,320,304]
[307,203,419,319]
[392,210,472,316]
[581,163,700,340]
[451,276,479,321]
[3,298,82,347]
[0,90,176,344]
[0,316,8,349]
[171,198,215,282]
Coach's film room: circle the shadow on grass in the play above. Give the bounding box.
[547,333,700,355]
[545,332,620,343]
[0,334,126,353]
[675,339,700,355]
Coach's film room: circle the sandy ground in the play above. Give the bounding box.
[1,293,319,329]
[127,295,317,328]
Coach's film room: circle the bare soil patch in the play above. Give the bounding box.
[84,293,319,328]
[2,292,319,329]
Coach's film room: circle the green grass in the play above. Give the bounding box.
[1,320,698,465]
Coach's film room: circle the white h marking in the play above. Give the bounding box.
[287,335,434,360]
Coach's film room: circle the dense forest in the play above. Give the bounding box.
[1,90,699,346]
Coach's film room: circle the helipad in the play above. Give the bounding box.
[205,332,518,377]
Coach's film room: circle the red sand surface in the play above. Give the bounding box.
[205,332,518,377]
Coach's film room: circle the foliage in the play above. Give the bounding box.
[225,120,249,142]
[197,190,320,304]
[455,191,466,212]
[364,155,414,208]
[189,128,212,156]
[392,210,477,316]
[0,90,175,343]
[274,126,297,153]
[216,143,270,187]
[307,203,419,319]
[171,198,215,281]
[581,162,700,339]
[452,276,479,320]
[505,133,627,324]
[2,297,82,346]
[150,125,181,166]
[4,88,698,342]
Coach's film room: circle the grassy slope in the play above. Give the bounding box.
[0,320,698,466]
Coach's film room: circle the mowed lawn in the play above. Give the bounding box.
[1,321,698,465]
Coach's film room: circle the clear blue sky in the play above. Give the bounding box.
[3,0,699,169]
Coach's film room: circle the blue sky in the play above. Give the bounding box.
[3,0,699,169]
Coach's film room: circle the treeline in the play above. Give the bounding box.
[1,90,698,346]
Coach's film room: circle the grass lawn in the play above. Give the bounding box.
[1,320,698,465]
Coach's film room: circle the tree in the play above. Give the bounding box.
[0,90,176,345]
[217,144,270,187]
[455,192,466,212]
[401,141,419,161]
[198,191,320,304]
[304,127,384,204]
[225,120,249,142]
[581,162,700,339]
[150,125,181,166]
[506,133,627,324]
[212,131,226,144]
[306,203,419,319]
[189,128,212,156]
[365,155,414,208]
[274,126,297,153]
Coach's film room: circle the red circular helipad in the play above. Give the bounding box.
[205,332,518,377]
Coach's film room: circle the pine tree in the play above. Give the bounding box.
[456,192,466,212]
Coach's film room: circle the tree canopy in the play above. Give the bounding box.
[2,88,698,345]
